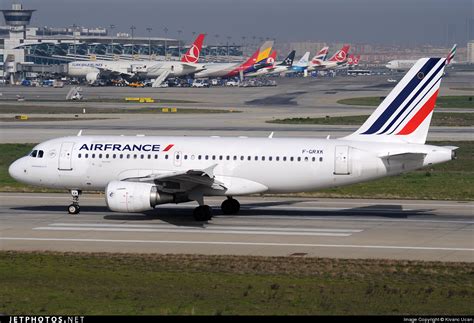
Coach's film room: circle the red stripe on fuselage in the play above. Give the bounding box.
[397,89,439,135]
[163,144,174,152]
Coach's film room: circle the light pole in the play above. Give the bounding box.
[163,27,168,59]
[214,34,219,59]
[226,36,231,62]
[241,36,246,58]
[146,27,152,59]
[72,24,77,59]
[177,29,182,57]
[130,25,136,56]
[109,24,115,55]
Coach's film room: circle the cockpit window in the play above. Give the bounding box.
[29,150,44,158]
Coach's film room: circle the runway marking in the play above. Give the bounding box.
[1,237,473,252]
[49,223,362,233]
[1,194,472,209]
[33,226,353,237]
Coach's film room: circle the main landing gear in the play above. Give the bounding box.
[68,189,81,215]
[221,197,240,215]
[193,197,241,221]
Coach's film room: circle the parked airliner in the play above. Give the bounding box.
[9,58,455,221]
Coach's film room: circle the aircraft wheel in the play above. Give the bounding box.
[193,205,213,221]
[221,198,240,215]
[68,204,80,215]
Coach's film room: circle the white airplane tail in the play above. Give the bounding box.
[343,57,447,144]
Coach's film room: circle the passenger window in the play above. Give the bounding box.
[99,154,102,158]
[240,156,244,161]
[212,155,216,160]
[247,156,251,161]
[85,153,89,158]
[78,153,82,158]
[205,155,209,160]
[233,156,237,160]
[290,157,294,162]
[184,155,188,160]
[304,157,308,161]
[154,155,158,159]
[120,154,123,159]
[254,156,258,161]
[92,154,96,159]
[113,154,117,159]
[133,154,137,159]
[276,156,279,161]
[147,154,151,159]
[226,156,230,160]
[262,156,265,161]
[319,157,323,162]
[283,157,287,161]
[165,155,169,160]
[140,155,144,159]
[198,155,202,160]
[106,154,109,159]
[219,156,223,160]
[297,157,301,162]
[269,156,272,161]
[126,154,130,159]
[312,157,315,162]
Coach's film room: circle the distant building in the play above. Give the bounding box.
[467,40,474,63]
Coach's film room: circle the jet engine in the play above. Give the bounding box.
[105,181,174,213]
[86,72,100,84]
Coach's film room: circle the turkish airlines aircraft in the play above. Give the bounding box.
[9,58,455,221]
[67,33,206,84]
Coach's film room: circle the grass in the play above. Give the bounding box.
[0,251,472,315]
[337,96,474,109]
[267,113,474,127]
[0,117,113,122]
[1,141,473,200]
[0,98,201,104]
[0,105,237,114]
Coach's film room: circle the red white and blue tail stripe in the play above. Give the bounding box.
[344,57,446,144]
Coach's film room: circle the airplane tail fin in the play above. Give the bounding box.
[348,54,355,66]
[311,46,329,64]
[181,33,206,63]
[255,40,274,63]
[267,50,277,67]
[328,44,350,63]
[446,44,456,65]
[343,58,447,144]
[295,51,310,67]
[278,50,295,66]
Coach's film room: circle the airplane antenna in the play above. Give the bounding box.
[268,132,274,138]
[77,130,83,136]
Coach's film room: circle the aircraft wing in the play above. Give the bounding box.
[123,165,226,192]
[97,66,134,77]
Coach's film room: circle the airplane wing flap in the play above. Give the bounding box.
[125,165,226,191]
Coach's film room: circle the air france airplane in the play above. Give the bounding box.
[9,58,456,221]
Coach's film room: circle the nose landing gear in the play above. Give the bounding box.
[68,189,81,215]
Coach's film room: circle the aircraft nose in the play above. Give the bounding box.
[8,158,25,181]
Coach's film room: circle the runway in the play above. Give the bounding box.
[1,193,472,262]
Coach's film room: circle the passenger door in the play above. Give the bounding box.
[58,142,74,171]
[334,146,351,175]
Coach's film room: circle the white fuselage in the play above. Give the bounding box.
[9,136,453,196]
[194,63,239,78]
[246,65,290,77]
[385,60,417,71]
[68,60,206,79]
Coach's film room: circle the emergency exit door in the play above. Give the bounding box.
[334,146,351,175]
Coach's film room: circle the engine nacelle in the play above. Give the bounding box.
[86,72,99,84]
[105,181,174,213]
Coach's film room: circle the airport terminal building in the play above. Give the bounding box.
[0,3,242,82]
